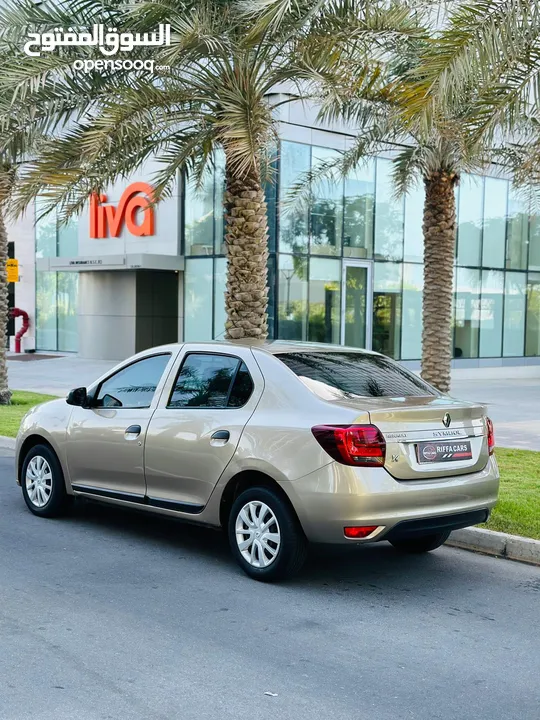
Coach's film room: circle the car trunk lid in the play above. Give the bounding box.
[364,396,489,479]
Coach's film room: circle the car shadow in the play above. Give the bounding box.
[66,497,469,594]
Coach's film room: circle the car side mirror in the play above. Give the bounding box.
[66,387,89,407]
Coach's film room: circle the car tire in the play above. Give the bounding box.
[21,444,72,518]
[389,531,451,554]
[228,486,308,582]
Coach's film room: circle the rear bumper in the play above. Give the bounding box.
[383,509,490,541]
[282,456,499,544]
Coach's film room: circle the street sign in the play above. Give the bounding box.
[6,258,19,282]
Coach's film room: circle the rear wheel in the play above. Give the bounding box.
[228,486,308,582]
[389,531,450,554]
[21,444,71,518]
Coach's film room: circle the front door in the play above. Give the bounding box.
[144,346,263,512]
[65,352,175,499]
[341,260,373,349]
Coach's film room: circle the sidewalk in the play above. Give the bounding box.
[7,353,540,450]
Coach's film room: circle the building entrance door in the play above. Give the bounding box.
[341,260,373,349]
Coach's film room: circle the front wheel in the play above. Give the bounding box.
[389,531,450,554]
[228,486,308,582]
[21,444,72,518]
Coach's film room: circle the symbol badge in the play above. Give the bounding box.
[443,413,451,428]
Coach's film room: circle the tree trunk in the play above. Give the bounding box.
[0,208,11,404]
[421,171,458,394]
[223,161,269,340]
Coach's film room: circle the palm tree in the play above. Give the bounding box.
[0,0,418,342]
[293,18,509,392]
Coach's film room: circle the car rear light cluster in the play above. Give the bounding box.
[311,424,386,466]
[486,417,495,455]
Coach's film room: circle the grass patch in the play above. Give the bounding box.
[0,391,59,438]
[482,448,540,540]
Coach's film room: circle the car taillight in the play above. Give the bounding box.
[486,417,495,455]
[311,424,386,466]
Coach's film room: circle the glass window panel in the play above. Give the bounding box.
[374,158,404,261]
[528,215,540,271]
[507,188,529,270]
[479,270,503,357]
[279,141,310,253]
[483,177,507,268]
[35,271,57,350]
[525,272,540,356]
[57,218,78,257]
[454,267,480,358]
[168,353,239,408]
[403,183,424,263]
[343,160,375,259]
[310,146,343,257]
[265,146,279,254]
[213,257,227,341]
[267,254,276,340]
[503,272,526,357]
[373,262,402,359]
[184,171,214,256]
[214,148,226,255]
[457,174,483,267]
[184,258,213,341]
[308,258,341,344]
[401,263,423,360]
[57,272,79,352]
[343,264,368,348]
[35,198,57,258]
[97,354,171,409]
[228,362,254,407]
[277,254,308,340]
[278,352,437,398]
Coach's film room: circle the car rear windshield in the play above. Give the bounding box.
[277,352,438,398]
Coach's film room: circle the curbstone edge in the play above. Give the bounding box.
[0,436,15,450]
[447,526,540,566]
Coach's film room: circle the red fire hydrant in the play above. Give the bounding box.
[10,308,30,354]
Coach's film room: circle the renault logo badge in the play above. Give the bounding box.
[443,413,451,428]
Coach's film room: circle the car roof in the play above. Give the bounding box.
[148,339,381,357]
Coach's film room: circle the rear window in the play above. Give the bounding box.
[277,352,438,398]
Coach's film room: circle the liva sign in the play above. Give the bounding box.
[89,182,155,238]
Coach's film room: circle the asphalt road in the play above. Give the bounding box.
[1,450,539,720]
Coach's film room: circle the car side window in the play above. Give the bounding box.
[96,354,171,409]
[228,362,254,407]
[168,354,254,409]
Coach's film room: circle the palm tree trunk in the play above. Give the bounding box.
[421,171,458,393]
[0,208,11,404]
[223,161,269,340]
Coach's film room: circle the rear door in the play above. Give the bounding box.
[144,346,263,512]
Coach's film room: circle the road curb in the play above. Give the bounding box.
[0,436,15,450]
[447,527,540,566]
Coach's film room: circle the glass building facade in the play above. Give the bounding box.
[35,199,79,352]
[32,139,540,363]
[183,140,540,363]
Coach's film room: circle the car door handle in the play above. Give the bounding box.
[125,425,142,437]
[211,430,230,442]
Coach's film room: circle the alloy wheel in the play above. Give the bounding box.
[235,501,281,568]
[25,455,53,508]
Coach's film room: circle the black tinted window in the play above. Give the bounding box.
[228,362,254,407]
[278,352,438,398]
[96,354,171,409]
[169,354,245,408]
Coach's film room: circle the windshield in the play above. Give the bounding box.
[277,352,439,398]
